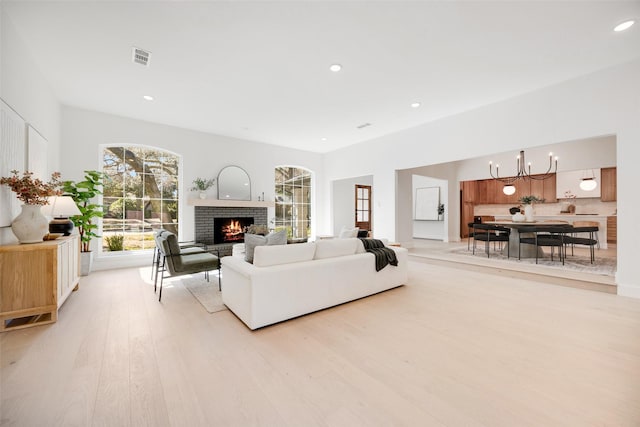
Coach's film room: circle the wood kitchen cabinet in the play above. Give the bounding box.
[601,167,617,202]
[0,235,80,332]
[607,216,617,243]
[529,173,557,203]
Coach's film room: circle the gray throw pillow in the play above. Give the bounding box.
[244,230,288,263]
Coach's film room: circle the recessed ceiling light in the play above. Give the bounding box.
[329,64,342,72]
[143,95,154,101]
[614,20,635,32]
[411,102,421,108]
[321,137,327,141]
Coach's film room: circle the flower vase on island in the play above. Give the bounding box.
[524,204,534,222]
[518,195,543,223]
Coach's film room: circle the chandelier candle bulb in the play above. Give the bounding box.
[489,149,558,187]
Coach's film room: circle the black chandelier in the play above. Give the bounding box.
[489,150,558,195]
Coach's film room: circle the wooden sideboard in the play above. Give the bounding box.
[0,235,80,332]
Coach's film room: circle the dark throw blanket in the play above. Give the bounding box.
[360,238,399,272]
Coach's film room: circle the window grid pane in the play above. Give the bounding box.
[102,146,179,253]
[274,166,312,239]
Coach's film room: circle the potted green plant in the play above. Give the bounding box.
[518,195,544,205]
[190,177,215,199]
[518,195,544,221]
[62,170,105,275]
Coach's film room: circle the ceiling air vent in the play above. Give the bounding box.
[132,47,151,67]
[356,123,372,129]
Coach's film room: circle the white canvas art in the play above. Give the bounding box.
[414,187,439,221]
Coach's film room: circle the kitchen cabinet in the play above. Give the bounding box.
[607,216,617,243]
[601,167,616,202]
[530,174,557,203]
[0,235,80,332]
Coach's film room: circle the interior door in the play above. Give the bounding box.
[355,185,372,234]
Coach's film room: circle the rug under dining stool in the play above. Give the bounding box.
[180,275,227,313]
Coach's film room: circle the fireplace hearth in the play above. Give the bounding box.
[214,217,254,244]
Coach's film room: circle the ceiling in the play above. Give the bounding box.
[3,1,639,153]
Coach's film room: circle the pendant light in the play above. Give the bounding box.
[579,170,598,191]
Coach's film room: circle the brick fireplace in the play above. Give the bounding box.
[195,206,268,255]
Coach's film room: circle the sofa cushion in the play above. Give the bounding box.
[314,238,359,259]
[254,242,316,267]
[339,226,359,238]
[244,230,288,263]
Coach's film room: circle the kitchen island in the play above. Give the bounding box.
[493,214,610,249]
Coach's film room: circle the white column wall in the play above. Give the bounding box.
[323,59,640,297]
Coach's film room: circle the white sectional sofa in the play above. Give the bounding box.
[221,238,408,330]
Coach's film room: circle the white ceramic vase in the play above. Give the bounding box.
[524,204,534,222]
[11,204,49,243]
[199,192,207,199]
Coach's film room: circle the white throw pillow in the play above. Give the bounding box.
[244,230,287,263]
[314,238,359,259]
[338,226,359,238]
[254,242,316,267]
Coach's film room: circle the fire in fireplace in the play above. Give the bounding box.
[214,217,254,244]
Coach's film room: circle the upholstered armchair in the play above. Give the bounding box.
[154,231,221,301]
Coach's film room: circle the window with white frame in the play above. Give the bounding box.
[274,166,311,240]
[102,146,180,252]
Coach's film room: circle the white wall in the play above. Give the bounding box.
[331,175,372,236]
[324,59,640,298]
[0,10,61,245]
[61,106,324,270]
[411,175,447,241]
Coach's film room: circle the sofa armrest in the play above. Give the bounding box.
[221,255,258,278]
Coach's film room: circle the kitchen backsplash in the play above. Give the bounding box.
[474,199,617,217]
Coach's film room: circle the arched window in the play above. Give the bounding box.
[102,145,180,252]
[274,166,311,240]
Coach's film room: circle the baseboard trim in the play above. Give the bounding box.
[617,283,640,299]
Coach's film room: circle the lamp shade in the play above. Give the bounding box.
[42,196,81,236]
[579,178,598,191]
[41,196,81,217]
[502,185,516,195]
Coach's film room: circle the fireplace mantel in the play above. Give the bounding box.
[188,198,275,208]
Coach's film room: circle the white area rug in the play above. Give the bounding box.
[451,247,616,277]
[180,276,227,313]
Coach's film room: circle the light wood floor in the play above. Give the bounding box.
[2,260,640,426]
